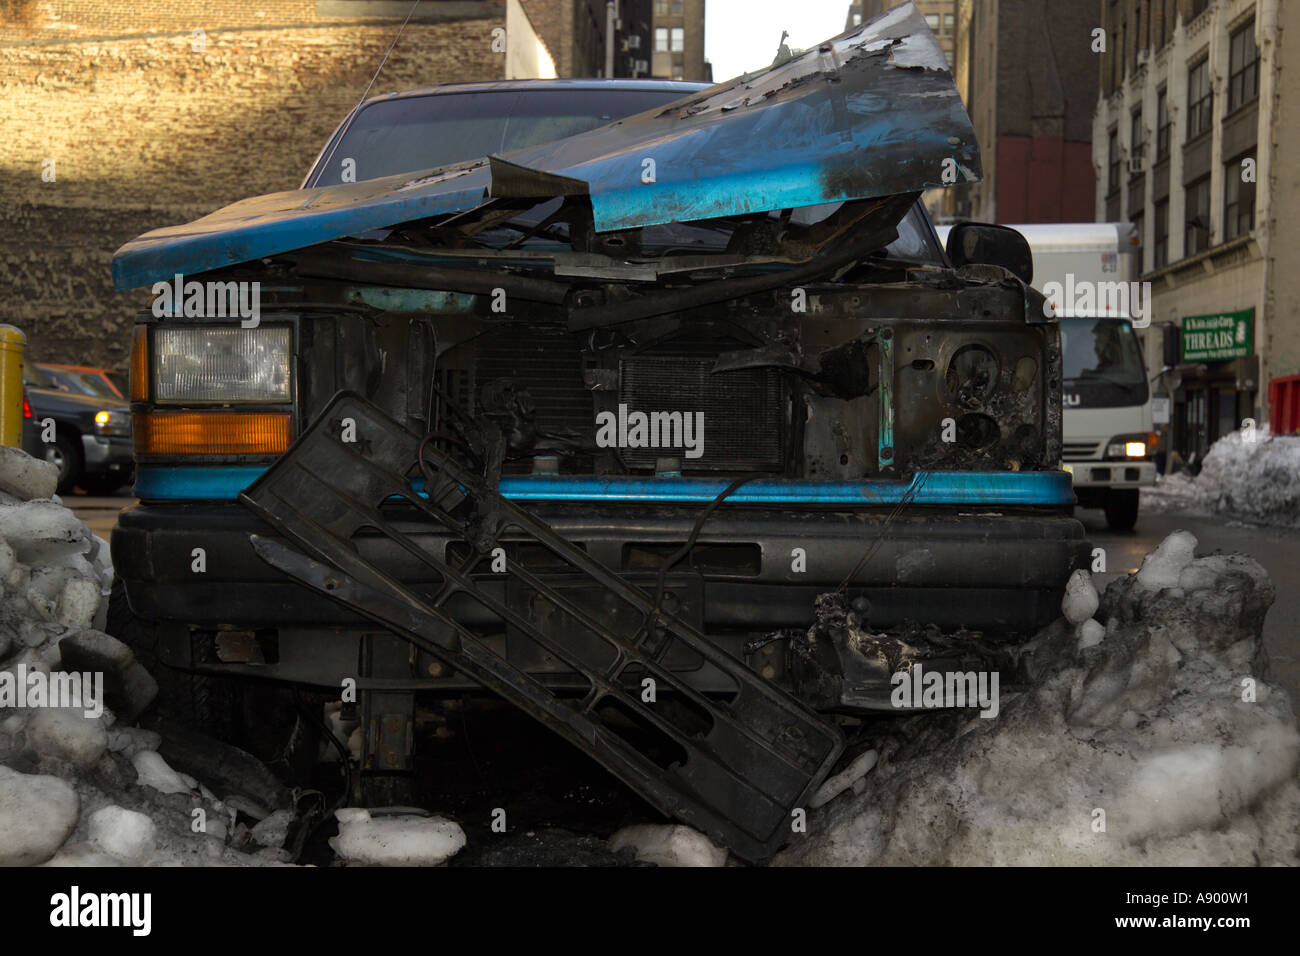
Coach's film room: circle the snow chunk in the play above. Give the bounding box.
[0,447,58,501]
[26,707,108,768]
[131,750,197,795]
[1135,530,1197,591]
[55,576,101,630]
[330,808,466,866]
[0,500,91,565]
[107,725,161,758]
[608,823,728,867]
[0,766,79,865]
[251,809,295,848]
[1061,570,1099,625]
[1077,619,1106,649]
[88,805,157,862]
[810,749,878,808]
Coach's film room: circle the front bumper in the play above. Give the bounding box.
[114,500,1089,640]
[1063,459,1156,488]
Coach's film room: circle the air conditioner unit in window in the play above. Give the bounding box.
[627,35,641,50]
[634,59,649,73]
[1128,156,1145,174]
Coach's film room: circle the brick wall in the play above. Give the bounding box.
[0,0,506,367]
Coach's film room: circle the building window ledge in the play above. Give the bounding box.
[1142,233,1256,282]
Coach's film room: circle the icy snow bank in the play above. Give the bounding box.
[777,531,1300,866]
[1145,426,1300,526]
[0,448,289,866]
[1195,427,1300,526]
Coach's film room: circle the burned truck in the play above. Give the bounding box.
[108,3,1088,861]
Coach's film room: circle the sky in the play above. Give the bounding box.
[704,0,855,83]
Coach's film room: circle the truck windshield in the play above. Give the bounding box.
[309,89,685,186]
[1060,318,1148,406]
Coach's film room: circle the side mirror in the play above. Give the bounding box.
[945,222,1033,285]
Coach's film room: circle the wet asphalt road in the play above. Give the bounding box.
[70,491,1300,709]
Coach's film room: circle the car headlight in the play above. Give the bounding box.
[94,409,131,437]
[152,326,291,404]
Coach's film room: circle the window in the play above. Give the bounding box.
[655,0,668,15]
[1228,21,1259,112]
[944,13,954,31]
[1224,150,1257,239]
[1184,176,1211,255]
[925,13,940,30]
[1153,199,1169,269]
[655,27,668,52]
[672,0,683,14]
[944,50,954,70]
[1155,87,1170,161]
[670,27,684,53]
[1108,128,1120,194]
[851,13,861,25]
[1186,57,1212,140]
[1130,107,1143,162]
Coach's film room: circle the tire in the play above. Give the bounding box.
[107,580,319,783]
[43,432,83,496]
[107,579,239,741]
[1104,488,1140,532]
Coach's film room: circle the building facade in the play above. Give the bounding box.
[949,0,1099,225]
[1093,0,1285,459]
[649,0,707,82]
[0,0,508,367]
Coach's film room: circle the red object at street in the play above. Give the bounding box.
[1267,374,1300,435]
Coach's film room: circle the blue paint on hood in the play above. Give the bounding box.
[112,1,979,292]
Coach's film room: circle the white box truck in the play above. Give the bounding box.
[938,222,1156,530]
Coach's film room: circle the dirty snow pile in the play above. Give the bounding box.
[777,530,1300,866]
[0,448,286,866]
[1192,426,1300,526]
[1144,426,1300,526]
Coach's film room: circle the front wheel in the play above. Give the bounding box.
[1104,488,1140,532]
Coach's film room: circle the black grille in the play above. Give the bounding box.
[619,356,785,471]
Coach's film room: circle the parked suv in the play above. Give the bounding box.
[108,6,1089,859]
[23,363,133,494]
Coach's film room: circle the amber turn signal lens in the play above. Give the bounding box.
[134,411,292,456]
[130,326,148,402]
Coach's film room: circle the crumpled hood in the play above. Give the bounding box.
[111,1,979,291]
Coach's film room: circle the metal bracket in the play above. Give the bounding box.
[240,392,842,862]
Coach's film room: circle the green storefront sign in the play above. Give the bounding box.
[1181,309,1253,362]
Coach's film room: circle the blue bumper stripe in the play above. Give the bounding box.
[135,465,1073,507]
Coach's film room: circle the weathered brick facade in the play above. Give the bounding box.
[0,0,506,366]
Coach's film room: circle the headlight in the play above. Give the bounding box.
[1105,432,1156,459]
[94,409,131,437]
[153,326,291,404]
